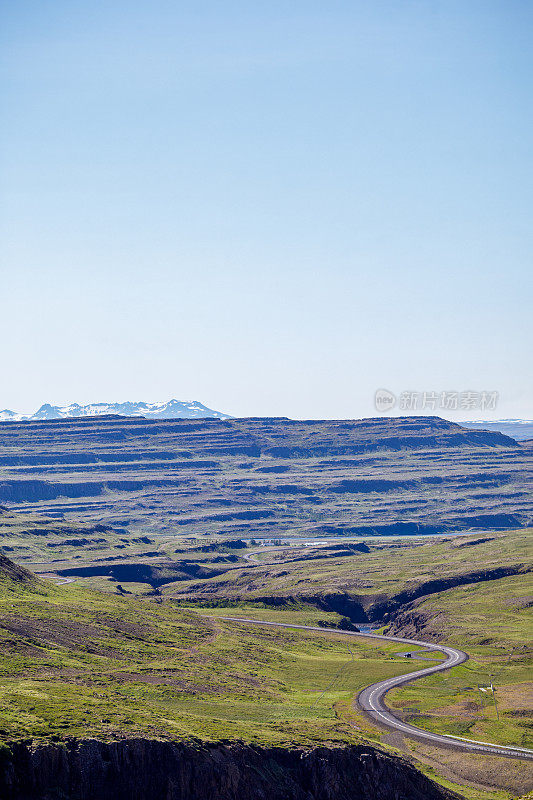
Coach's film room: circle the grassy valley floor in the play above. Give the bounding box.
[0,572,428,746]
[0,526,531,798]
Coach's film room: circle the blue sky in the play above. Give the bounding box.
[1,1,531,419]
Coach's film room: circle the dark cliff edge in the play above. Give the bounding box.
[0,739,460,800]
[177,563,531,626]
[366,564,532,622]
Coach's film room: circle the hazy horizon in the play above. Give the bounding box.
[2,1,532,421]
[2,397,531,424]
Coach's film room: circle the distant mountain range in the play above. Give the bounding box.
[0,400,230,422]
[460,419,533,441]
[0,405,530,439]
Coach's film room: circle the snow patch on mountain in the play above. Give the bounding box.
[0,400,230,422]
[0,410,20,422]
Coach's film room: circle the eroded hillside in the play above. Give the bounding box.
[0,416,530,544]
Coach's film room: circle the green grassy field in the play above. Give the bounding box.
[0,509,163,572]
[177,601,348,627]
[386,573,533,748]
[159,529,532,607]
[2,509,530,615]
[0,569,427,746]
[0,521,531,799]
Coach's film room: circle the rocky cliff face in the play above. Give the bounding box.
[0,739,459,800]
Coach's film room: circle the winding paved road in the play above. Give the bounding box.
[211,616,533,760]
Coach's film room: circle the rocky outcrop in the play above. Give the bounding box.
[0,739,460,800]
[384,603,444,641]
[367,564,532,622]
[182,563,531,626]
[0,552,40,587]
[55,560,230,587]
[0,479,188,503]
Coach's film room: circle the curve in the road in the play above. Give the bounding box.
[210,616,533,761]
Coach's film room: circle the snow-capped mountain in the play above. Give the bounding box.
[0,410,20,422]
[0,400,230,422]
